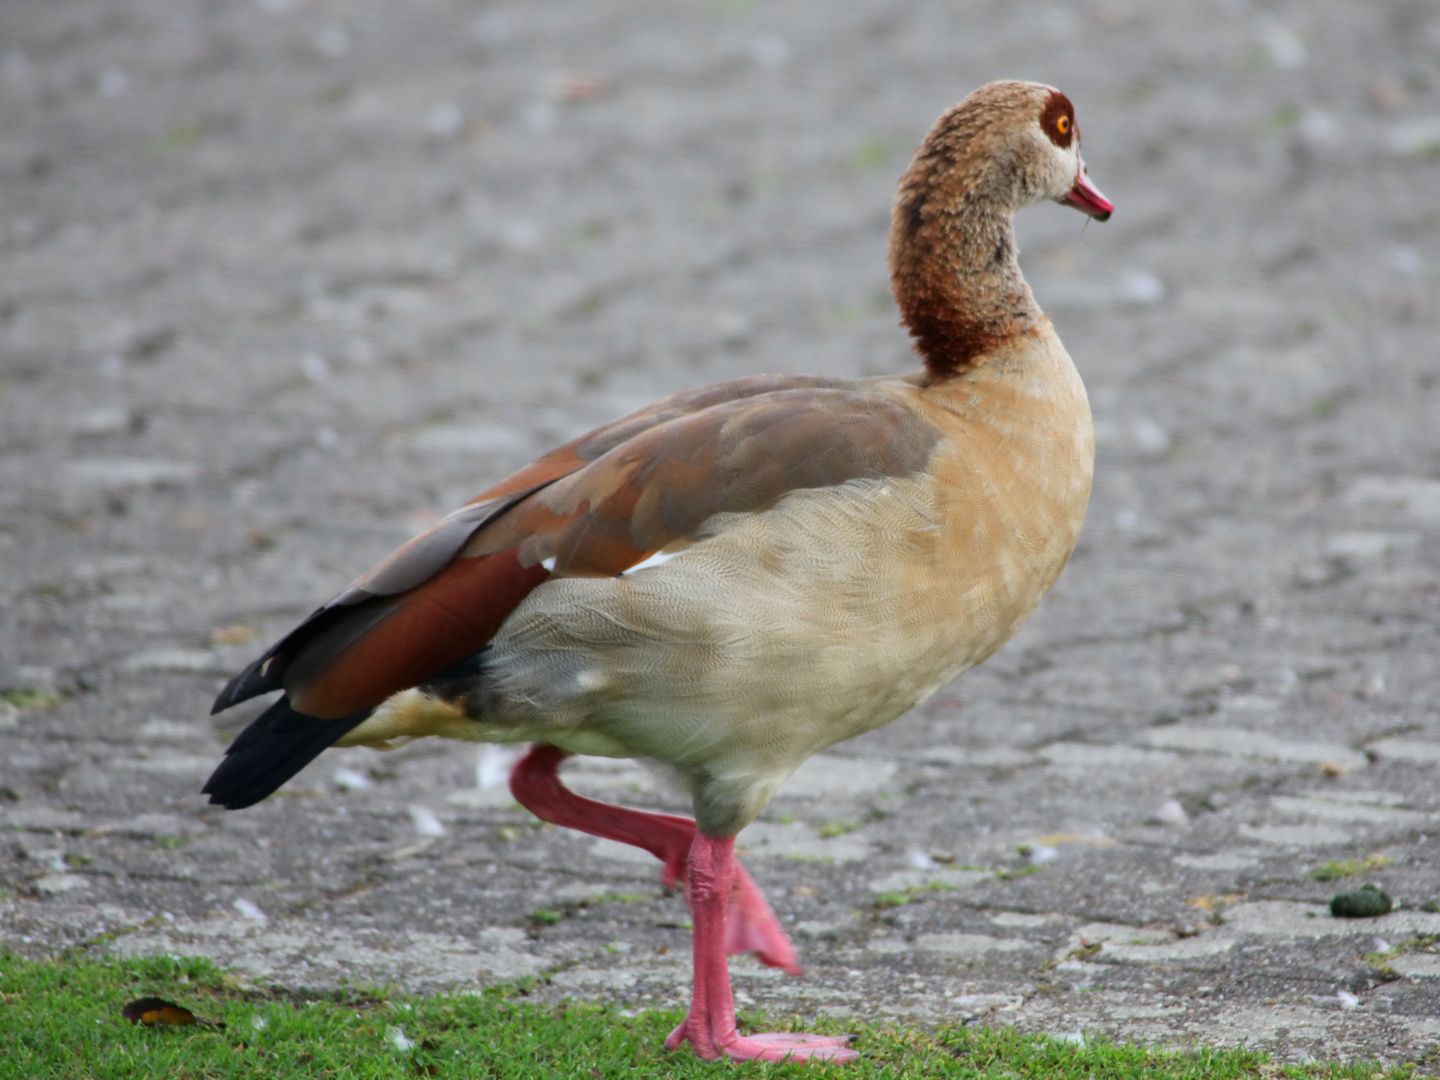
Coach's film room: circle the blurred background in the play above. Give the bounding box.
[2,0,1438,1061]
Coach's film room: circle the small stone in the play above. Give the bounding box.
[1330,884,1392,918]
[1149,799,1188,826]
[1336,989,1360,1010]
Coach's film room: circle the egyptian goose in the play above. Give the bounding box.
[204,81,1111,1063]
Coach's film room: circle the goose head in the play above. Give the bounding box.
[897,80,1113,226]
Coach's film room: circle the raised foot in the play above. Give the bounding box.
[725,873,801,975]
[667,1023,857,1063]
[671,861,801,974]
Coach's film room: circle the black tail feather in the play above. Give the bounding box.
[203,697,371,810]
[210,653,285,715]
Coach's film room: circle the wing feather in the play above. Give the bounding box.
[471,388,941,576]
[287,552,549,718]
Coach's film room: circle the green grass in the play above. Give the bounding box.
[2,688,63,710]
[0,951,1417,1079]
[1365,934,1440,972]
[1309,854,1393,882]
[874,882,958,910]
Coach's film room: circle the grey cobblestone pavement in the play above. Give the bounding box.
[3,0,1440,1067]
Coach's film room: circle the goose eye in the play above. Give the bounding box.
[1056,116,1071,135]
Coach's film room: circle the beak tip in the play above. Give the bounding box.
[1060,170,1114,221]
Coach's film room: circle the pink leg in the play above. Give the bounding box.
[508,744,798,974]
[665,833,857,1063]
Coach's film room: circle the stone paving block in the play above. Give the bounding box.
[1370,739,1440,765]
[1391,956,1440,980]
[1140,727,1369,772]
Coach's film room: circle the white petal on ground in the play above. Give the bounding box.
[332,767,371,791]
[475,745,522,789]
[906,847,938,870]
[409,804,447,837]
[387,1026,416,1052]
[232,898,267,921]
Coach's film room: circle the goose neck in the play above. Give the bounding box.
[890,194,1041,382]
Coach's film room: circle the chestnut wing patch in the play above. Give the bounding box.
[212,488,554,718]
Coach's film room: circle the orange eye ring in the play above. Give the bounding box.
[1056,116,1071,135]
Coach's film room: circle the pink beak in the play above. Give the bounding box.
[1059,155,1113,221]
